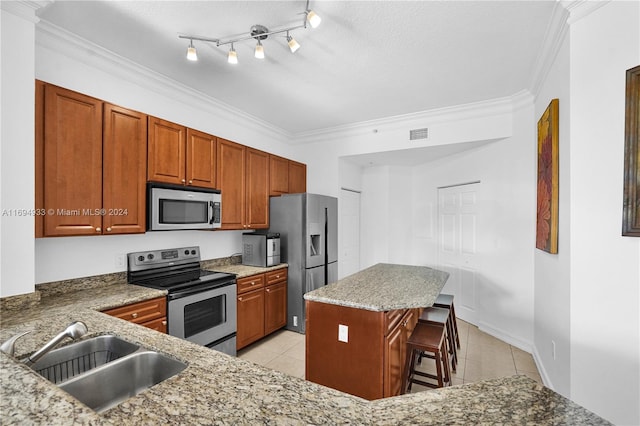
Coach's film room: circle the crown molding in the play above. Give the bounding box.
[563,0,610,25]
[35,19,292,143]
[529,2,570,99]
[293,92,530,145]
[1,1,50,23]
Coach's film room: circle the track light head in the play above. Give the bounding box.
[287,32,300,53]
[306,10,321,28]
[228,44,238,64]
[186,40,198,61]
[255,40,265,59]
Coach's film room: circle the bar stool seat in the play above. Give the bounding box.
[403,322,451,393]
[433,294,460,350]
[418,306,457,372]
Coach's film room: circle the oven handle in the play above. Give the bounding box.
[168,280,236,300]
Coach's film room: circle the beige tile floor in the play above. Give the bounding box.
[237,318,542,392]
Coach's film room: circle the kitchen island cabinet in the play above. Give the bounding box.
[304,263,448,399]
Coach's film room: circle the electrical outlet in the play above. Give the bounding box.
[293,316,298,327]
[551,340,556,360]
[116,254,125,268]
[338,324,348,343]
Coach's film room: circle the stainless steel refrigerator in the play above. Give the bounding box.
[268,193,338,333]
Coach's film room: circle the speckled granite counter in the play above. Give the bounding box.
[204,262,288,279]
[0,268,611,425]
[304,263,449,311]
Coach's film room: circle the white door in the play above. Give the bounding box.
[339,189,361,279]
[437,183,480,325]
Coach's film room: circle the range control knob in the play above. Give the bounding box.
[137,255,144,262]
[191,250,196,255]
[185,250,190,255]
[147,254,154,260]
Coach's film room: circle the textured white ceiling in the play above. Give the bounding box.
[37,1,556,137]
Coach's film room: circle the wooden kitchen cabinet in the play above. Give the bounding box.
[147,118,217,189]
[36,82,147,237]
[305,301,419,400]
[288,160,307,194]
[236,268,288,350]
[217,138,269,230]
[102,297,167,334]
[236,275,265,349]
[264,269,288,335]
[269,155,307,196]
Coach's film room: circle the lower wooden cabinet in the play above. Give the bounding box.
[236,268,287,350]
[102,296,167,334]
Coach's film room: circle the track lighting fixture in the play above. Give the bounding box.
[178,0,320,66]
[186,39,197,61]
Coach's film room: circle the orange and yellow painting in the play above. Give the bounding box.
[536,99,559,254]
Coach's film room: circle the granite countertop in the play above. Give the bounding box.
[304,263,450,311]
[204,262,288,279]
[0,267,611,425]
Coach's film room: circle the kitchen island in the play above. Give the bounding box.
[304,263,450,399]
[0,267,611,424]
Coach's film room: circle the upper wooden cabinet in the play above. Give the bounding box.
[102,104,147,234]
[217,139,269,230]
[147,118,217,189]
[269,155,307,196]
[36,83,147,237]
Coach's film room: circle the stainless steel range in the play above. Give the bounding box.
[127,246,237,356]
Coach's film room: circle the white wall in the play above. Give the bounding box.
[533,23,571,396]
[0,4,37,297]
[411,102,536,349]
[568,2,640,424]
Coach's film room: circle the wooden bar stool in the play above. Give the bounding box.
[434,294,460,350]
[402,322,450,393]
[418,306,457,372]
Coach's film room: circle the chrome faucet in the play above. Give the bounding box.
[0,321,88,365]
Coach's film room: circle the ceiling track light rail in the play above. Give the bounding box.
[178,0,321,64]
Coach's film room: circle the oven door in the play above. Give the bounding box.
[167,283,237,354]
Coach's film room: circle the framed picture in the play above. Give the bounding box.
[536,99,559,253]
[622,65,640,236]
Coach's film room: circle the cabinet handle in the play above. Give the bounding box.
[96,227,101,232]
[266,288,271,293]
[131,313,138,319]
[238,297,243,301]
[181,179,186,183]
[162,320,167,326]
[188,180,193,184]
[106,227,112,232]
[251,281,255,285]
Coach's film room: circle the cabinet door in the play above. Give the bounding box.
[264,280,287,335]
[288,160,307,194]
[217,138,245,229]
[245,147,270,229]
[384,317,406,397]
[148,116,186,185]
[237,288,265,349]
[43,85,103,236]
[103,104,147,234]
[35,80,45,238]
[269,155,289,196]
[186,129,216,188]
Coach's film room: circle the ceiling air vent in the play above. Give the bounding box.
[409,127,429,141]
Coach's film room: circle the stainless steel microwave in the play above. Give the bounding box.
[147,183,221,231]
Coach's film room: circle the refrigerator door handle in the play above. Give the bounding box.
[306,271,313,293]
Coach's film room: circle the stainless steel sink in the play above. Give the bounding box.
[30,335,141,384]
[58,351,187,413]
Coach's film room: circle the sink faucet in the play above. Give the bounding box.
[0,321,88,365]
